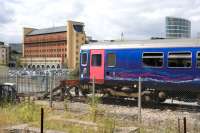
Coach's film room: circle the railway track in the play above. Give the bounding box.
[100,97,200,113]
[40,93,200,112]
[157,102,200,112]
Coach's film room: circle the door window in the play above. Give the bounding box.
[92,54,102,66]
[81,53,87,66]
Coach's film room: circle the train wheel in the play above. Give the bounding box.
[68,86,82,97]
[143,95,153,103]
[66,86,86,102]
[158,91,166,102]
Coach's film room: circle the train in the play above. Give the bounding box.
[76,39,200,104]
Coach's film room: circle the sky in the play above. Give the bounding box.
[1,0,200,43]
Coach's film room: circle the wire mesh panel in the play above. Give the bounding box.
[15,75,48,93]
[0,68,68,95]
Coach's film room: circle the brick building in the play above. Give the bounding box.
[21,20,86,69]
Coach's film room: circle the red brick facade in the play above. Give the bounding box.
[22,21,86,69]
[24,32,67,64]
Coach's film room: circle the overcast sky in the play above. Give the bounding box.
[1,0,200,43]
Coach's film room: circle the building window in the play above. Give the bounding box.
[81,53,87,66]
[197,52,200,68]
[142,52,163,67]
[107,53,116,67]
[168,52,192,68]
[92,54,101,66]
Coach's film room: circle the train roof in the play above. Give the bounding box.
[81,39,200,50]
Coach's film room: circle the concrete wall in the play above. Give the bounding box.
[0,46,10,65]
[21,57,62,69]
[67,20,86,69]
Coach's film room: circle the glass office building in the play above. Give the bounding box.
[166,17,191,38]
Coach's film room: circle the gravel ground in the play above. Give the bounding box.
[36,100,200,133]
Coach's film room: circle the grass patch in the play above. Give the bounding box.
[0,102,42,127]
[32,120,97,133]
[0,101,116,132]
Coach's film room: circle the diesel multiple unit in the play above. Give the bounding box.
[79,39,200,103]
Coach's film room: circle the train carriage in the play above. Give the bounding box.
[79,39,200,103]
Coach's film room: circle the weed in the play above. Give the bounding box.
[87,96,101,122]
[15,102,41,122]
[0,101,43,126]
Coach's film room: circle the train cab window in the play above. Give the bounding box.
[92,54,102,66]
[81,53,87,66]
[142,52,163,67]
[168,52,192,68]
[197,52,200,68]
[107,53,116,67]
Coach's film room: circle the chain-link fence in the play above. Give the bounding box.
[0,68,68,94]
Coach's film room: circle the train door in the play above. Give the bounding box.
[80,50,90,80]
[90,49,104,83]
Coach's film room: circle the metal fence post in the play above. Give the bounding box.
[25,76,28,93]
[5,71,9,83]
[5,71,7,83]
[92,76,95,106]
[32,76,34,93]
[28,76,30,94]
[18,76,20,93]
[2,71,4,83]
[53,72,56,89]
[49,74,53,108]
[46,74,49,93]
[138,77,142,123]
[41,108,44,133]
[21,76,23,93]
[16,74,18,93]
[30,76,32,93]
[40,76,42,92]
[178,118,181,133]
[183,117,186,133]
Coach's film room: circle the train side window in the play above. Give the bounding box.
[197,52,200,68]
[142,52,163,67]
[92,54,102,66]
[107,53,116,67]
[168,52,192,68]
[81,53,87,66]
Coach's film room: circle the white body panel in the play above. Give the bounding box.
[81,39,200,50]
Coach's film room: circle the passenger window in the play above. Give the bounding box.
[168,52,192,68]
[142,52,163,67]
[197,52,200,68]
[92,54,102,66]
[81,53,87,66]
[107,53,116,67]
